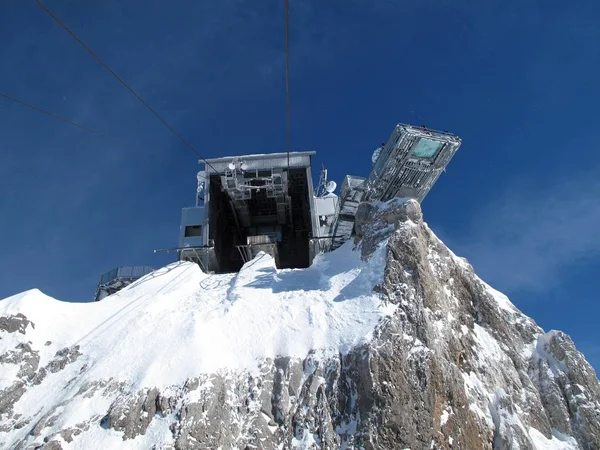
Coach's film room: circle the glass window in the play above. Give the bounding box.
[185,225,202,237]
[411,138,443,159]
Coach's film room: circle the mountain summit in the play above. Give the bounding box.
[1,199,599,449]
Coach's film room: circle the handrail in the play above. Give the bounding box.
[98,265,154,286]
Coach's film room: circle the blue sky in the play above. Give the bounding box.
[1,1,599,370]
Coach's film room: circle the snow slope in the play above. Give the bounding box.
[0,240,397,447]
[0,242,394,390]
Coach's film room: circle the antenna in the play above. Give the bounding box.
[325,181,337,194]
[196,171,206,206]
[315,166,328,197]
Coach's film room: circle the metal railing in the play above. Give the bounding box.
[98,265,154,286]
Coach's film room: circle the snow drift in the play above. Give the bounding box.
[0,241,393,389]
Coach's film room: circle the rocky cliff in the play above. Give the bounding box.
[1,199,599,449]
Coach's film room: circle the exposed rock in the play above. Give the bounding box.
[0,342,40,381]
[0,344,83,439]
[0,381,26,423]
[37,440,63,450]
[103,388,161,439]
[532,332,600,448]
[0,313,32,335]
[354,198,423,259]
[47,346,82,374]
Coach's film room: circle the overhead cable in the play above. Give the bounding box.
[35,0,219,173]
[284,0,291,169]
[1,92,103,135]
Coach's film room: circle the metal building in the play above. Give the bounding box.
[330,124,461,249]
[178,151,319,273]
[366,124,461,202]
[94,265,154,301]
[93,123,460,300]
[175,123,461,271]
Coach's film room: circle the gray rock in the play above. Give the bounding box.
[47,346,82,374]
[0,342,40,381]
[37,440,63,450]
[103,388,161,440]
[0,340,84,445]
[542,332,600,449]
[0,313,32,334]
[0,381,26,420]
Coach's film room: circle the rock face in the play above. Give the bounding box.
[1,199,599,449]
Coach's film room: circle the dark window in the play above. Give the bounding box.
[185,225,202,237]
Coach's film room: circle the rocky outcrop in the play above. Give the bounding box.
[529,331,600,447]
[0,342,82,437]
[0,313,32,335]
[1,199,599,449]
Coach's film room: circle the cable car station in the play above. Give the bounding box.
[175,123,462,273]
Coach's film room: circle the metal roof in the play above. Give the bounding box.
[202,151,316,174]
[201,150,316,164]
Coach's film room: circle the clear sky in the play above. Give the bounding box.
[1,1,599,371]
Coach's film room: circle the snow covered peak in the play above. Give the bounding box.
[1,198,598,450]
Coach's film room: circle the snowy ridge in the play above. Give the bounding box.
[0,241,392,389]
